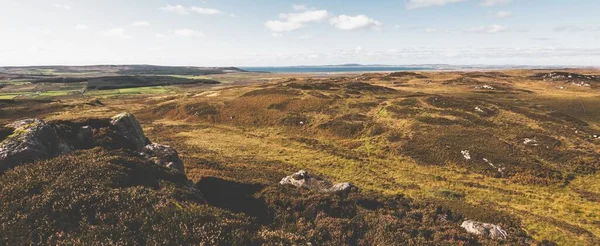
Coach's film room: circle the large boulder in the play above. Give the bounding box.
[279,170,357,194]
[0,113,187,176]
[110,112,149,150]
[0,119,70,173]
[461,220,508,240]
[141,143,185,173]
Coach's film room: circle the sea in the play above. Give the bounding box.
[240,66,433,73]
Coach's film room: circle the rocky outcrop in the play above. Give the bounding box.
[0,113,185,174]
[461,220,508,240]
[141,143,185,173]
[0,119,70,173]
[111,113,149,150]
[279,170,357,194]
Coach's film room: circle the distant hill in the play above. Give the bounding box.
[0,65,247,77]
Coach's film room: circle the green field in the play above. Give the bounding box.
[85,86,173,97]
[0,94,18,100]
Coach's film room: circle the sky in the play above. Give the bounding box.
[1,0,599,66]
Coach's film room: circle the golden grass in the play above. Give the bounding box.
[145,117,598,245]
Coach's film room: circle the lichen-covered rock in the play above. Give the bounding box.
[0,119,69,173]
[111,112,149,150]
[461,220,508,240]
[280,170,357,194]
[141,143,185,173]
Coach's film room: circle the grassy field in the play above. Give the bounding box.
[4,69,600,245]
[85,86,173,97]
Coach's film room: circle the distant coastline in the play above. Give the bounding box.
[241,65,431,73]
[240,64,590,73]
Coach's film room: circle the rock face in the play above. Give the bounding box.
[0,113,185,174]
[280,170,357,194]
[0,119,69,173]
[141,143,185,173]
[111,113,149,150]
[461,220,508,240]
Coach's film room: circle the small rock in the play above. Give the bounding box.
[461,220,508,240]
[475,85,495,90]
[523,138,539,146]
[461,150,471,160]
[111,112,149,150]
[280,170,357,194]
[141,143,185,173]
[324,182,356,194]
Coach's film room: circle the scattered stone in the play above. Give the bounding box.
[483,158,505,174]
[141,143,185,173]
[111,112,149,150]
[0,119,69,173]
[280,170,357,194]
[475,85,495,90]
[474,106,485,113]
[461,220,508,240]
[572,81,591,87]
[461,150,471,160]
[523,138,539,146]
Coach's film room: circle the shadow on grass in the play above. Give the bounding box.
[197,177,270,223]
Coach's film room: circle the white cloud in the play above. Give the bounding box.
[265,20,304,32]
[495,11,512,18]
[160,5,222,15]
[467,24,508,33]
[160,5,190,14]
[174,29,204,37]
[41,29,53,35]
[272,33,283,38]
[52,4,72,10]
[292,4,308,11]
[103,28,131,39]
[329,15,382,30]
[190,6,223,15]
[75,24,89,30]
[407,0,467,9]
[425,28,437,33]
[131,21,150,27]
[279,10,329,23]
[265,7,329,32]
[481,0,511,7]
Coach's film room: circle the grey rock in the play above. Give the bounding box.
[461,220,508,240]
[141,143,185,173]
[280,170,357,194]
[111,112,149,150]
[0,119,68,173]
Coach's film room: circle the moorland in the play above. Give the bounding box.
[1,66,599,245]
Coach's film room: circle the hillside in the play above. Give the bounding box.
[1,69,599,245]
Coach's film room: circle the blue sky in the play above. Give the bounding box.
[1,0,599,66]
